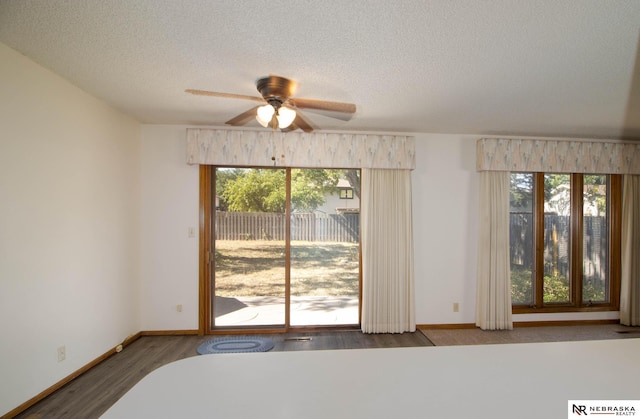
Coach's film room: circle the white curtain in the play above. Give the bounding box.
[620,175,640,326]
[361,169,415,333]
[476,171,513,330]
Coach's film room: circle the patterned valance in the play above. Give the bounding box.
[477,138,640,174]
[186,129,415,169]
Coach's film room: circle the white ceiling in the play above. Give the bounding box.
[1,0,639,139]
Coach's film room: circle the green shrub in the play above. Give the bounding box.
[543,274,569,303]
[511,267,533,305]
[511,266,570,304]
[511,266,606,304]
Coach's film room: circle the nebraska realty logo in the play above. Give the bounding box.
[569,400,639,416]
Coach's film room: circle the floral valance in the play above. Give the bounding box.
[477,138,640,174]
[186,129,415,169]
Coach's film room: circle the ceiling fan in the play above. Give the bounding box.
[185,75,356,132]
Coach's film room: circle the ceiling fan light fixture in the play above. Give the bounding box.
[256,104,275,127]
[276,106,296,129]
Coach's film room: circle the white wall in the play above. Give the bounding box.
[412,133,480,324]
[0,43,141,416]
[139,125,199,330]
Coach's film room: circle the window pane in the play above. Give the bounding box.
[290,169,360,326]
[510,173,534,305]
[543,174,571,303]
[582,175,609,304]
[213,168,286,327]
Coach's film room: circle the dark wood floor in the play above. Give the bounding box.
[15,330,433,419]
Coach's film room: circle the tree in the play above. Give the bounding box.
[222,169,286,212]
[219,168,350,213]
[291,169,339,211]
[544,174,571,215]
[584,174,607,215]
[215,168,240,211]
[344,169,361,199]
[510,173,533,209]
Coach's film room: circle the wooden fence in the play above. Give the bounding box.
[215,212,360,242]
[510,213,608,280]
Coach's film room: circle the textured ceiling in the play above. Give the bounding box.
[1,0,639,139]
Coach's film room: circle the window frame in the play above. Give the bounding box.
[512,172,622,314]
[339,189,354,199]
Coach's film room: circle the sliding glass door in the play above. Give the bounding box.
[211,167,360,330]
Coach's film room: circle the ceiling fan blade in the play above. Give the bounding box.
[292,111,315,133]
[185,89,265,103]
[280,123,298,133]
[225,106,260,126]
[296,108,356,122]
[288,98,356,117]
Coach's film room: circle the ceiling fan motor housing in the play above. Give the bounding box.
[256,75,297,109]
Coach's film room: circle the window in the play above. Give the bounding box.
[509,173,621,312]
[339,189,354,199]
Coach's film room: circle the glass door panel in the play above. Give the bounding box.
[289,169,360,326]
[213,168,286,327]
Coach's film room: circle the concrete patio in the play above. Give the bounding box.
[214,295,359,327]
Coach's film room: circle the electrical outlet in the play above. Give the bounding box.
[177,304,183,312]
[57,346,66,362]
[453,303,460,313]
[188,227,195,238]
